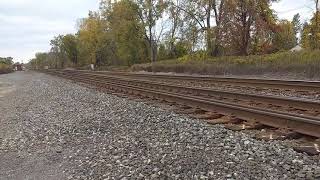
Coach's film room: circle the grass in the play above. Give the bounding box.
[0,64,13,74]
[131,50,320,79]
[95,65,129,72]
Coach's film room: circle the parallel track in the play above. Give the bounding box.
[62,69,320,91]
[45,70,320,138]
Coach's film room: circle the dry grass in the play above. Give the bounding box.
[131,50,320,78]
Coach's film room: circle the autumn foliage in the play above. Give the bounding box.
[28,0,318,73]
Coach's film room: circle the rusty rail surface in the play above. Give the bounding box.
[45,70,320,138]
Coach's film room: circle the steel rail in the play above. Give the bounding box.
[53,70,320,110]
[60,69,320,91]
[46,70,320,138]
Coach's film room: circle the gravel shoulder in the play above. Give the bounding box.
[0,71,319,180]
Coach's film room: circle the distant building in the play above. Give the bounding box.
[290,45,303,52]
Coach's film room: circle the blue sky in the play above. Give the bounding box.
[0,0,316,62]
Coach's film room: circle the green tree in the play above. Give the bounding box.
[32,52,49,69]
[273,20,297,51]
[301,12,320,49]
[0,57,14,65]
[107,0,148,66]
[50,35,67,68]
[157,44,169,60]
[61,34,79,66]
[135,0,168,62]
[78,11,105,66]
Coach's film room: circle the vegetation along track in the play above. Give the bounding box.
[44,69,320,140]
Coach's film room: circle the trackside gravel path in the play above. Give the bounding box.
[0,72,319,180]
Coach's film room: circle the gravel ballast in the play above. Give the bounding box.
[0,71,319,180]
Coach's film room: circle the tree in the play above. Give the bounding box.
[0,57,14,65]
[225,0,278,55]
[30,0,296,69]
[292,13,302,44]
[301,12,320,49]
[273,20,296,51]
[157,43,169,60]
[135,0,168,62]
[50,35,66,68]
[61,34,79,66]
[301,1,320,49]
[315,0,319,29]
[212,0,229,56]
[180,18,201,54]
[174,0,227,56]
[106,0,148,65]
[34,52,49,69]
[78,11,105,66]
[166,0,183,58]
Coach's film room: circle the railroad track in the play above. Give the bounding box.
[61,69,320,92]
[45,69,320,140]
[53,70,320,113]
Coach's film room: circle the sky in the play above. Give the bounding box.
[0,0,317,63]
[0,0,100,63]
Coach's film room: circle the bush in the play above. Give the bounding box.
[131,50,320,78]
[0,64,13,74]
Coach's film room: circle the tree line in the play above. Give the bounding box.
[29,0,320,69]
[0,57,14,65]
[0,57,14,74]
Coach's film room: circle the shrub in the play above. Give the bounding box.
[131,50,320,78]
[0,64,13,74]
